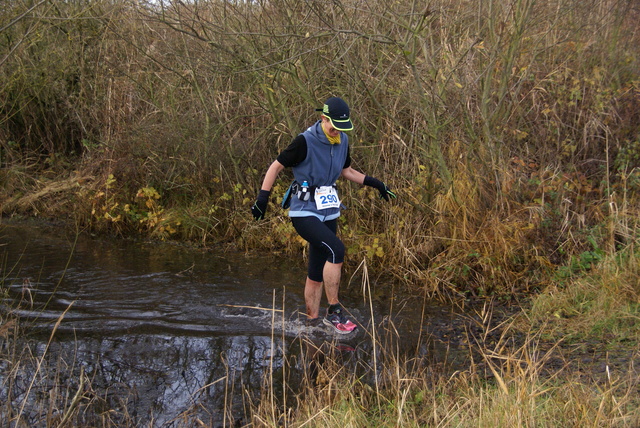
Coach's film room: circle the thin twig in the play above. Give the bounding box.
[218,303,283,313]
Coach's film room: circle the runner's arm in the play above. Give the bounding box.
[260,160,285,192]
[341,166,365,185]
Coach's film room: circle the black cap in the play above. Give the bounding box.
[315,97,353,131]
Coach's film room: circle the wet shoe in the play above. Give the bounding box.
[323,305,357,334]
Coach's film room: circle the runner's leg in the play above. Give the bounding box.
[322,261,342,307]
[292,217,344,318]
[304,277,323,319]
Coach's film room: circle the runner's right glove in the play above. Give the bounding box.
[251,190,271,220]
[363,176,396,201]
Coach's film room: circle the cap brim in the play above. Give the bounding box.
[328,116,353,132]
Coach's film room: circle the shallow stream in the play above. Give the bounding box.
[0,220,465,426]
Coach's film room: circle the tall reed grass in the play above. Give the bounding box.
[1,0,639,295]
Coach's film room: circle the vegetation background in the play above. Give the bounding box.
[1,0,638,296]
[1,0,639,426]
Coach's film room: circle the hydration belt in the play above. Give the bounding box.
[281,181,337,209]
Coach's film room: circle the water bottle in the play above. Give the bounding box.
[300,180,310,201]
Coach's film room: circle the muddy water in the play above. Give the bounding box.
[0,220,463,426]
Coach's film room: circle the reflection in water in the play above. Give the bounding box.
[45,333,289,425]
[0,221,459,426]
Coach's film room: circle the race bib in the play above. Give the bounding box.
[314,186,341,210]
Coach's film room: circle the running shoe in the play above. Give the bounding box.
[323,305,357,334]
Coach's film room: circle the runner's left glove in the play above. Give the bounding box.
[364,176,396,201]
[251,190,271,220]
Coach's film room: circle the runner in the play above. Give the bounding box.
[251,97,395,334]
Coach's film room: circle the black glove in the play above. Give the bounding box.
[251,190,271,220]
[364,176,396,201]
